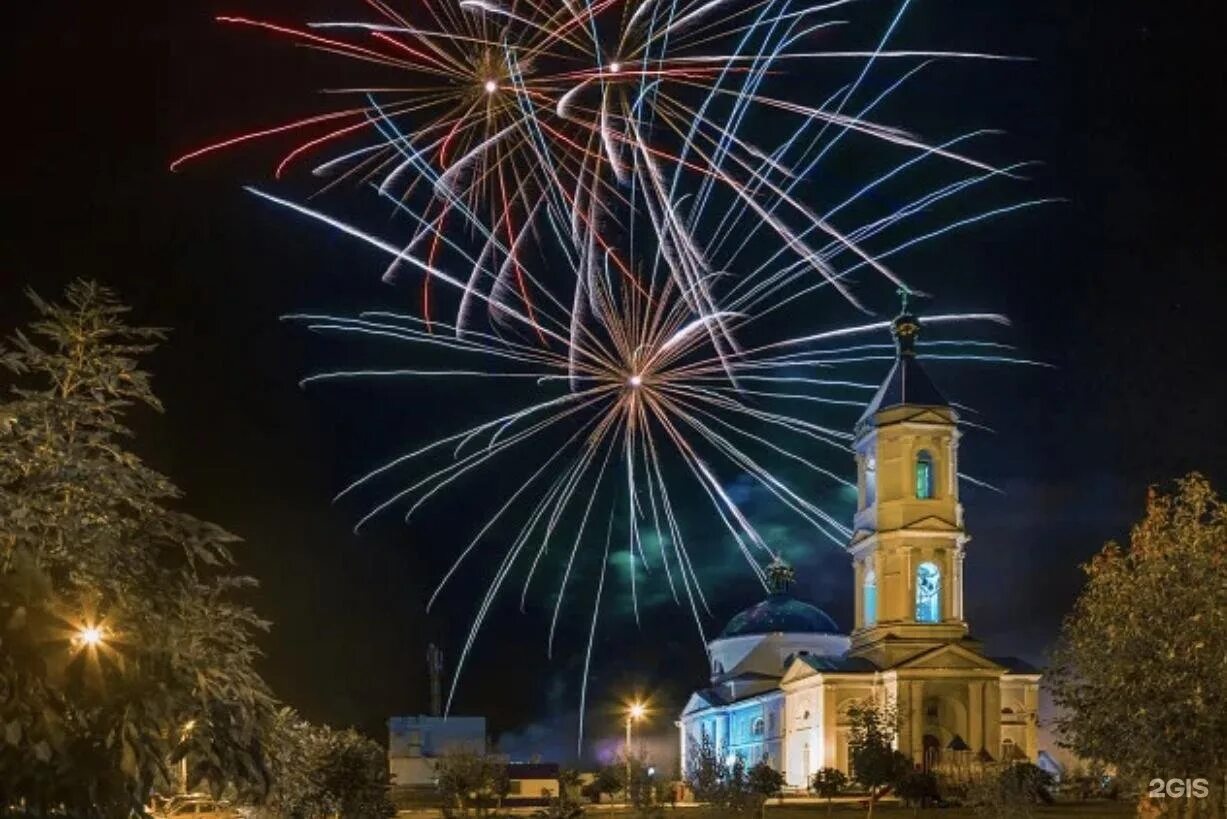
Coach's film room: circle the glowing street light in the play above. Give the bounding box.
[484,79,498,94]
[75,625,105,649]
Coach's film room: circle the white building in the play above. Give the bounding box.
[388,715,486,786]
[678,309,1041,788]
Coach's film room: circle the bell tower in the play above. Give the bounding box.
[848,301,973,667]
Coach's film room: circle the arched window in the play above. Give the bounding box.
[915,450,935,499]
[863,570,878,626]
[751,717,765,737]
[916,561,941,623]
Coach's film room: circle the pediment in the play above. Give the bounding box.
[901,514,961,532]
[681,691,721,716]
[780,657,819,686]
[893,643,1004,671]
[902,409,955,426]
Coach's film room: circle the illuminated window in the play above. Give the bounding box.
[751,717,765,737]
[916,451,935,499]
[864,570,878,626]
[916,562,941,623]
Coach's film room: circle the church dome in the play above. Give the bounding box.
[719,592,841,638]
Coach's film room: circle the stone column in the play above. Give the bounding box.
[821,684,837,771]
[1024,684,1039,761]
[678,722,687,779]
[951,550,962,621]
[984,683,1001,760]
[853,559,863,629]
[967,681,983,753]
[910,681,925,762]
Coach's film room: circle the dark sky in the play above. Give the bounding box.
[3,0,1226,764]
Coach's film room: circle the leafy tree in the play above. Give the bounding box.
[1049,474,1227,814]
[584,764,623,804]
[746,760,784,818]
[0,282,275,816]
[558,767,583,800]
[811,767,848,815]
[846,700,910,818]
[434,748,508,817]
[259,708,394,819]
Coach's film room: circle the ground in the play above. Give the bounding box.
[397,801,1136,817]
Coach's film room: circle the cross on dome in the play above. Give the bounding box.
[765,555,796,594]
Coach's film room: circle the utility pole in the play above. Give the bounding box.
[427,644,444,717]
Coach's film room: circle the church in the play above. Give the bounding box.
[677,309,1040,789]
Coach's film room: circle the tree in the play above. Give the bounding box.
[259,708,394,818]
[811,767,848,815]
[1049,474,1227,814]
[685,732,726,803]
[746,760,784,818]
[434,748,508,817]
[846,701,910,818]
[0,282,276,816]
[895,771,939,814]
[558,767,583,801]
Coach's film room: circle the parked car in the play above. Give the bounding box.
[155,797,243,819]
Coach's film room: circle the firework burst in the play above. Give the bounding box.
[175,0,1053,743]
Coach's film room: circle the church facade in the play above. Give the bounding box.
[678,311,1040,789]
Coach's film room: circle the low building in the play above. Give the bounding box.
[388,715,486,786]
[506,763,561,801]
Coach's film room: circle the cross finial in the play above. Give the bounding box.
[891,288,921,356]
[897,286,911,316]
[766,555,795,594]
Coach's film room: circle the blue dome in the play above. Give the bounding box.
[719,593,840,638]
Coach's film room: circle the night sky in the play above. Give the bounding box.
[4,1,1225,765]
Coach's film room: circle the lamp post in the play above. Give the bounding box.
[625,702,646,802]
[180,720,197,794]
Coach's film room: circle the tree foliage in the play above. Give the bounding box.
[259,707,394,819]
[1049,474,1227,810]
[846,700,910,818]
[0,282,276,815]
[433,748,509,817]
[811,767,847,814]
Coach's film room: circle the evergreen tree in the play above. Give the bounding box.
[0,282,276,815]
[1049,473,1227,814]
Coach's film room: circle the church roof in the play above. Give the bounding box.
[989,656,1042,675]
[796,654,879,673]
[719,593,841,639]
[856,308,949,427]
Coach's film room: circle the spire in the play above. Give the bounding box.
[765,555,796,594]
[891,287,922,356]
[856,288,948,427]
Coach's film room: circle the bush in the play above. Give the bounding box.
[895,771,939,812]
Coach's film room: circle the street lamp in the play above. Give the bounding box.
[180,720,197,794]
[74,624,106,649]
[625,702,647,801]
